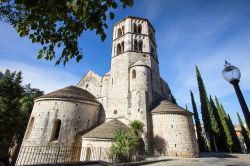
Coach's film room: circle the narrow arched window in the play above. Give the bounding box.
[122,26,125,35]
[121,42,124,53]
[25,117,34,139]
[133,39,138,51]
[51,119,61,141]
[132,69,136,79]
[137,24,142,34]
[117,43,121,55]
[138,40,143,52]
[133,23,137,33]
[117,28,122,37]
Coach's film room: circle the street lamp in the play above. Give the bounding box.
[222,60,250,129]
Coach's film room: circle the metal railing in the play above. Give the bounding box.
[16,146,111,166]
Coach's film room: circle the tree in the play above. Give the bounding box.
[0,0,134,65]
[0,70,44,165]
[195,66,213,151]
[111,120,144,163]
[209,96,227,152]
[0,71,24,163]
[226,114,242,153]
[190,90,207,152]
[237,112,250,152]
[215,97,233,153]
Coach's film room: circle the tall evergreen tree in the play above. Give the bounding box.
[210,96,227,152]
[196,66,217,151]
[237,112,250,152]
[190,90,207,152]
[215,97,233,152]
[226,114,242,153]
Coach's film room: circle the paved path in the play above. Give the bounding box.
[144,153,250,166]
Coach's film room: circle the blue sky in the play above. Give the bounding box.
[1,0,250,124]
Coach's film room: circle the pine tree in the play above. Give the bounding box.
[215,97,233,152]
[210,96,227,152]
[237,112,250,152]
[190,90,207,152]
[196,66,214,151]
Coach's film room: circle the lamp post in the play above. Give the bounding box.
[222,61,250,129]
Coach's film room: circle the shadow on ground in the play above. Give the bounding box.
[200,152,239,158]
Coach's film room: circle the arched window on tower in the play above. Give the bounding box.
[51,119,61,141]
[117,28,122,38]
[132,69,136,79]
[25,117,34,139]
[117,43,121,55]
[133,39,138,51]
[138,40,143,52]
[122,26,125,35]
[133,23,137,33]
[137,24,142,34]
[121,41,124,53]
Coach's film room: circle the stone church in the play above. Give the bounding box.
[17,16,198,164]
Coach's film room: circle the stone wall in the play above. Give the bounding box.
[152,113,199,158]
[17,98,101,165]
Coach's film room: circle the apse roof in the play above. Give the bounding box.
[37,85,98,103]
[151,100,192,115]
[82,119,129,139]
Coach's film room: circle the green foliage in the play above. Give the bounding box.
[0,70,43,161]
[195,66,212,151]
[111,120,144,163]
[226,114,242,153]
[210,96,227,152]
[190,90,207,152]
[237,112,250,152]
[215,97,233,152]
[0,0,133,65]
[215,97,241,153]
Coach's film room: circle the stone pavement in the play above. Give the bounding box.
[144,153,250,166]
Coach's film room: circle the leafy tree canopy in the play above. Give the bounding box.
[0,0,133,65]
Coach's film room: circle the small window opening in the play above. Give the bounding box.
[51,119,61,141]
[132,69,136,79]
[138,40,143,52]
[122,26,125,34]
[117,44,121,55]
[137,24,142,34]
[133,39,138,51]
[121,42,124,53]
[117,28,122,37]
[133,23,137,33]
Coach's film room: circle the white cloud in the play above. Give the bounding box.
[0,60,79,94]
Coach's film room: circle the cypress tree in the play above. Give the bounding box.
[196,66,215,151]
[210,96,227,152]
[237,112,250,152]
[190,90,207,152]
[226,113,242,153]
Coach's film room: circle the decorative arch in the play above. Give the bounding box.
[132,69,136,79]
[117,43,121,55]
[25,117,34,139]
[138,40,143,52]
